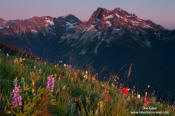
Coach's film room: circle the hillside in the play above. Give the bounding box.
[0,44,175,116]
[0,7,175,103]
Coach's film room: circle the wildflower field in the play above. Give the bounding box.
[0,52,175,116]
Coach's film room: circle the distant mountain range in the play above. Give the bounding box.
[0,7,175,102]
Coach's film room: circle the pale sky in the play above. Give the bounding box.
[0,0,174,30]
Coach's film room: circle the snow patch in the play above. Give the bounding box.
[66,22,75,28]
[115,13,122,19]
[131,20,139,26]
[45,19,54,26]
[106,21,112,27]
[104,14,114,20]
[31,29,38,33]
[143,23,152,29]
[0,25,9,30]
[113,28,121,31]
[137,18,143,22]
[94,40,103,54]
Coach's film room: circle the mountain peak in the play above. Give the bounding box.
[77,7,165,31]
[59,14,82,24]
[96,7,109,12]
[0,18,5,22]
[60,14,76,19]
[113,7,126,12]
[89,7,109,21]
[0,18,6,27]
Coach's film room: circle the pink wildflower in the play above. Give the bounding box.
[46,76,55,93]
[11,79,22,108]
[46,76,51,90]
[50,77,55,93]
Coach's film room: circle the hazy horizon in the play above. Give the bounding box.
[0,0,175,30]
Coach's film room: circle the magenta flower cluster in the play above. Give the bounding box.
[46,76,55,93]
[11,84,22,108]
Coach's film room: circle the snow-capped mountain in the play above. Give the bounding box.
[0,14,82,59]
[60,8,169,53]
[0,16,54,35]
[0,18,6,27]
[0,7,175,102]
[0,18,21,30]
[77,7,164,31]
[0,15,81,36]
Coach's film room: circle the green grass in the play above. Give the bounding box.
[0,52,174,116]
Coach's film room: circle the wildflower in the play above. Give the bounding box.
[32,88,35,96]
[145,91,148,97]
[62,85,66,90]
[14,58,18,64]
[46,76,51,90]
[137,94,141,99]
[111,83,115,88]
[50,77,55,93]
[19,57,22,63]
[121,88,129,95]
[11,78,22,108]
[120,85,123,89]
[147,85,150,88]
[59,74,62,78]
[46,76,55,93]
[104,90,109,94]
[146,101,149,105]
[140,99,143,102]
[20,69,23,73]
[144,97,147,102]
[31,79,36,96]
[136,101,139,104]
[105,95,112,102]
[63,64,67,68]
[83,75,88,79]
[148,97,151,100]
[92,75,96,81]
[6,53,9,57]
[33,66,36,69]
[74,72,77,78]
